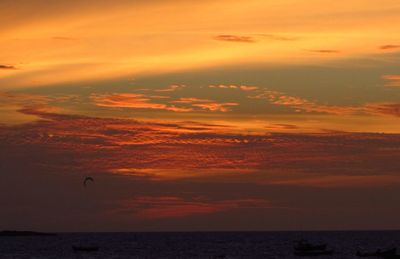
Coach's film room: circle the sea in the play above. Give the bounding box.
[1,231,400,258]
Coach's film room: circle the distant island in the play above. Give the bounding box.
[0,230,56,236]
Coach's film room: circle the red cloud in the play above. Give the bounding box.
[1,107,400,189]
[118,196,270,219]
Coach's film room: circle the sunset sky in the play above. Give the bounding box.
[1,0,400,232]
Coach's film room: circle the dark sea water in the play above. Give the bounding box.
[1,231,400,258]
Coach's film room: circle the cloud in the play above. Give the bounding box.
[0,65,17,70]
[307,49,340,53]
[171,97,213,104]
[1,103,400,230]
[170,97,238,112]
[256,34,298,41]
[364,103,400,117]
[265,124,299,131]
[272,175,400,188]
[117,196,270,219]
[0,92,50,104]
[91,93,239,113]
[154,84,185,92]
[250,89,400,117]
[380,45,400,50]
[192,102,238,112]
[0,92,78,112]
[239,85,258,91]
[209,85,258,91]
[1,107,399,190]
[110,168,253,181]
[382,74,400,88]
[149,95,170,99]
[214,33,296,44]
[214,35,256,43]
[91,93,193,112]
[252,90,359,115]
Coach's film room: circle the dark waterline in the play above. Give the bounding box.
[1,231,400,258]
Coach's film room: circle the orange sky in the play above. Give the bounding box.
[0,0,400,231]
[1,0,400,87]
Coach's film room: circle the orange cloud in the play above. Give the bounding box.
[91,93,193,112]
[0,92,79,109]
[171,97,213,104]
[251,89,400,117]
[273,95,308,106]
[192,102,238,112]
[252,90,359,115]
[0,65,17,70]
[209,85,258,91]
[382,75,400,88]
[380,45,400,50]
[240,85,258,91]
[214,35,256,43]
[154,84,185,92]
[149,95,171,99]
[170,97,239,112]
[307,49,340,53]
[91,93,239,113]
[364,103,400,117]
[0,92,50,104]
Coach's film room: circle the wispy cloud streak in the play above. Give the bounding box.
[0,65,17,70]
[382,75,400,88]
[214,35,256,43]
[117,196,270,219]
[250,89,400,117]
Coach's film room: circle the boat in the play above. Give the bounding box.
[72,246,99,252]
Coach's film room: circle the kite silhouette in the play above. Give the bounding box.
[83,177,94,187]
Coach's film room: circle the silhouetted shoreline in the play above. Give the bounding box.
[0,230,56,237]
